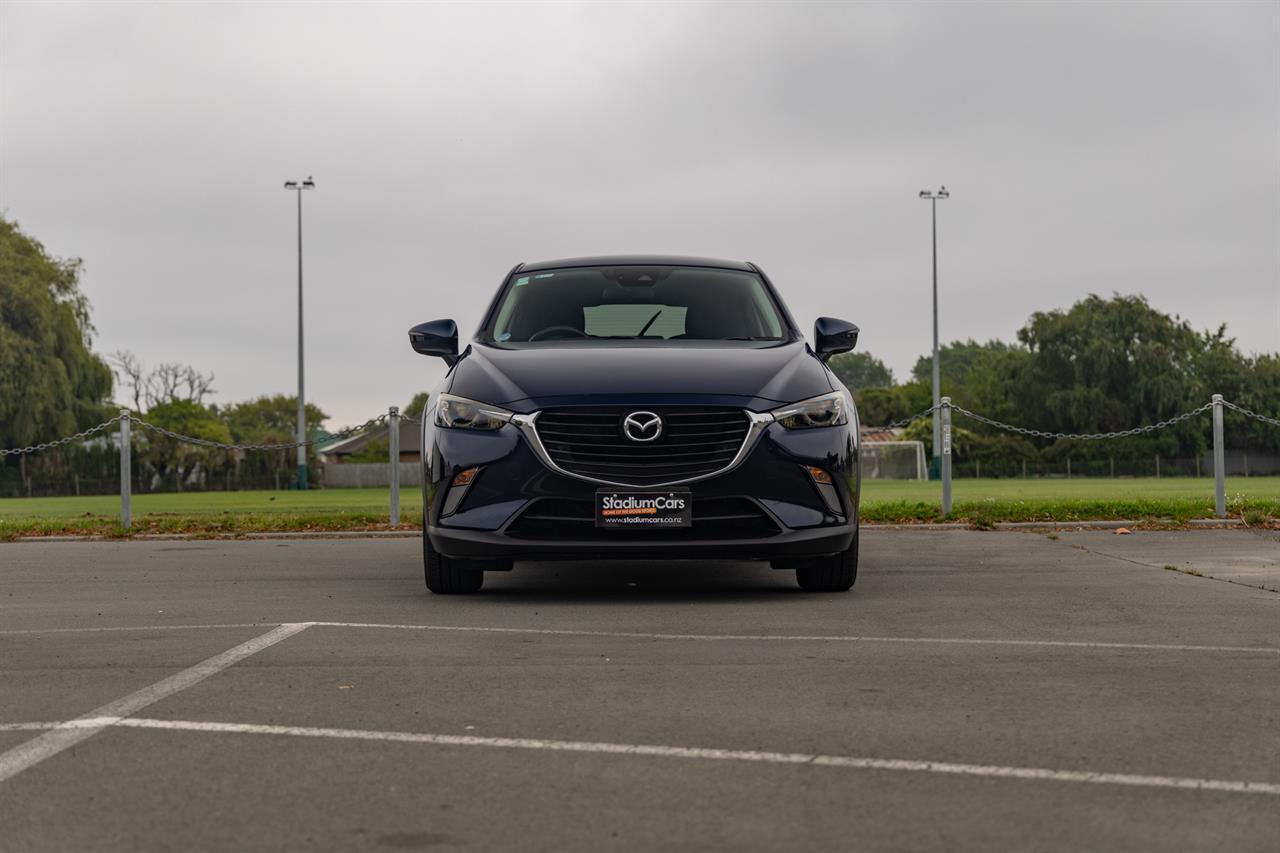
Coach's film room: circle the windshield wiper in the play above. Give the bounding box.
[720,336,783,341]
[636,309,663,337]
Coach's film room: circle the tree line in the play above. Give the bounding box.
[0,218,411,495]
[3,216,1276,492]
[828,295,1279,469]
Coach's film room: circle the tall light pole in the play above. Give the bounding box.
[919,186,949,471]
[284,177,315,489]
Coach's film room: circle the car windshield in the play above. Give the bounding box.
[485,266,787,344]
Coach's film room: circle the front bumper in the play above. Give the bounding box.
[422,412,859,562]
[428,522,854,561]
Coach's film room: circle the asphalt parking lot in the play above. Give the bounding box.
[1,530,1278,852]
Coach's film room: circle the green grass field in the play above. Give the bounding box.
[0,488,426,520]
[1,478,1277,538]
[864,477,1280,502]
[859,477,1279,528]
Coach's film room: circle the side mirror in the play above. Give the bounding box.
[814,317,859,363]
[408,319,459,365]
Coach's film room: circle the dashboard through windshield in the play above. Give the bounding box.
[484,266,787,345]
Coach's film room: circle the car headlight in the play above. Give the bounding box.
[434,394,513,431]
[771,392,848,429]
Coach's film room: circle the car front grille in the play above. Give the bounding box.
[533,407,752,486]
[505,497,781,540]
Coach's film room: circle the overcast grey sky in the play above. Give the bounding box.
[2,1,1277,427]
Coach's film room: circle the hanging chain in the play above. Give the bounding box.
[950,403,1214,441]
[7,397,1270,458]
[132,412,390,451]
[865,404,939,432]
[1220,400,1280,429]
[0,415,124,457]
[3,412,394,456]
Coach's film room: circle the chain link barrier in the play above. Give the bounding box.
[0,415,124,457]
[950,402,1215,441]
[863,404,939,433]
[7,398,1272,530]
[1221,400,1280,429]
[133,412,390,452]
[3,398,1275,458]
[0,412,393,457]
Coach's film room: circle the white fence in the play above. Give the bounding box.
[323,462,422,489]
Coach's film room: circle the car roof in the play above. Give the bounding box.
[516,255,755,273]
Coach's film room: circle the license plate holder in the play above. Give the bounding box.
[595,489,692,529]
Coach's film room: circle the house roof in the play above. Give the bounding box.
[320,420,421,456]
[859,427,906,444]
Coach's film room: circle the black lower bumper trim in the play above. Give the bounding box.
[427,524,855,562]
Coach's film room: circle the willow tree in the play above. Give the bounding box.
[0,218,113,451]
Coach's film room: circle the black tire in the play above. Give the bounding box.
[795,531,858,592]
[423,530,484,594]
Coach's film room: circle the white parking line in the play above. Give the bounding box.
[4,716,1276,797]
[3,621,1277,797]
[306,622,1280,655]
[3,620,1276,654]
[0,623,268,636]
[0,623,309,783]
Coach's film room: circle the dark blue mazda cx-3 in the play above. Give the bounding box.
[408,256,862,594]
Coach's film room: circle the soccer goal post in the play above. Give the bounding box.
[860,441,928,480]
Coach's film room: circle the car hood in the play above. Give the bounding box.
[448,341,834,412]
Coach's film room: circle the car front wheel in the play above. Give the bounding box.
[794,532,858,592]
[423,528,484,594]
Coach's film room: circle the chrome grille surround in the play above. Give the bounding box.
[512,408,774,488]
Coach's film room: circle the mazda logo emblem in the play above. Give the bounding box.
[622,411,663,442]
